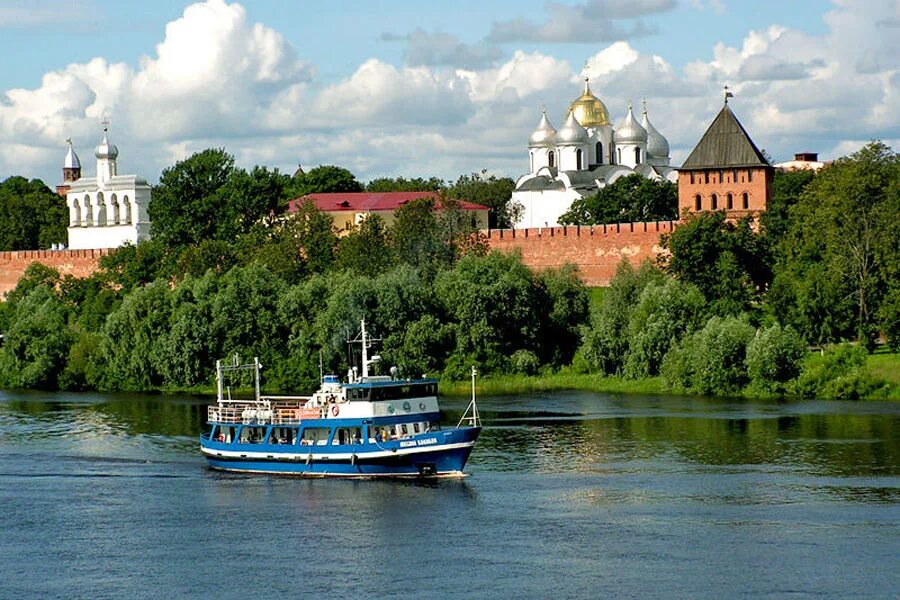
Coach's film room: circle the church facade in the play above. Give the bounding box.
[63,126,152,250]
[512,79,677,228]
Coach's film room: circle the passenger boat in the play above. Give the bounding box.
[199,320,481,478]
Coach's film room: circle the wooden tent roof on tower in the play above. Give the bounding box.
[681,105,771,170]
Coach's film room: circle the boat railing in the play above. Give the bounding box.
[208,399,323,424]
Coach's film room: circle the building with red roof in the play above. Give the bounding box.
[287,191,490,234]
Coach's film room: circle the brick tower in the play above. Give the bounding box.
[677,97,773,220]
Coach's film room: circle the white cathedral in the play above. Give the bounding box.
[512,78,677,228]
[61,124,152,250]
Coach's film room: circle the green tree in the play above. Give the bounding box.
[148,148,235,247]
[745,324,806,395]
[558,174,678,226]
[334,214,394,276]
[366,176,444,192]
[661,211,770,315]
[447,170,516,229]
[288,165,363,197]
[773,141,900,347]
[0,176,68,250]
[389,197,449,271]
[761,169,816,243]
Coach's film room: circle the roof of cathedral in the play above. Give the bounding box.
[557,110,589,145]
[614,103,647,144]
[288,191,489,213]
[529,108,558,148]
[681,104,770,170]
[568,78,610,127]
[641,102,669,158]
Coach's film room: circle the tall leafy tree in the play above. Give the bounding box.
[559,173,678,226]
[0,176,68,250]
[288,165,363,197]
[772,141,900,347]
[335,214,394,276]
[447,170,516,229]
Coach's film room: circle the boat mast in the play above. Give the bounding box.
[361,319,369,380]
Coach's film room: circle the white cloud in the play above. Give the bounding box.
[1,0,898,189]
[383,29,503,69]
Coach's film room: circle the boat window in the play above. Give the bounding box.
[427,421,440,432]
[400,424,409,436]
[300,427,331,446]
[269,427,295,445]
[332,427,363,445]
[239,426,267,444]
[413,422,421,434]
[216,425,236,443]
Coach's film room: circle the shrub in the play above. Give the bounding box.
[511,350,540,375]
[661,315,755,395]
[792,344,887,400]
[745,324,806,395]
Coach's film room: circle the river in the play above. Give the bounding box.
[1,390,898,599]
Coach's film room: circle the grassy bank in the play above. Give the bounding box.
[439,373,665,397]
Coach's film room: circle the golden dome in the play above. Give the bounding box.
[567,78,610,127]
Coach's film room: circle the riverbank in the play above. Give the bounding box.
[443,350,900,400]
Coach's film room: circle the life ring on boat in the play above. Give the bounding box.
[330,404,340,417]
[217,433,225,443]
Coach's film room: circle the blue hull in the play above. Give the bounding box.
[200,427,480,478]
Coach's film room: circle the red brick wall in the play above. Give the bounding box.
[0,249,108,298]
[678,167,773,219]
[484,222,677,286]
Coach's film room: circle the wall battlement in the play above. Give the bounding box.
[484,221,678,286]
[0,249,110,297]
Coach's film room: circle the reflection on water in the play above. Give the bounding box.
[1,389,898,599]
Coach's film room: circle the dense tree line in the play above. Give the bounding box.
[0,150,584,391]
[0,142,896,399]
[0,177,68,250]
[558,174,678,226]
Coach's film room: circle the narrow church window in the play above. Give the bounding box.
[596,142,603,164]
[695,195,702,211]
[84,196,92,226]
[635,148,641,165]
[617,148,622,164]
[747,170,753,182]
[718,170,724,183]
[690,172,695,184]
[97,192,107,226]
[548,151,555,168]
[576,149,583,170]
[123,196,132,225]
[742,193,749,209]
[704,172,709,184]
[73,199,81,226]
[711,194,718,210]
[727,193,733,210]
[732,169,738,183]
[111,194,120,224]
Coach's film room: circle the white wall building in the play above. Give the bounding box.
[64,126,152,249]
[513,80,677,228]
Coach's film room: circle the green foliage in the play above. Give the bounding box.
[0,286,73,389]
[773,141,900,346]
[792,344,888,400]
[446,170,516,229]
[662,315,756,395]
[389,197,452,271]
[580,260,667,374]
[0,176,67,250]
[335,214,393,276]
[288,165,363,197]
[745,324,807,395]
[622,278,707,378]
[558,174,677,226]
[762,169,816,243]
[366,176,444,192]
[661,211,770,315]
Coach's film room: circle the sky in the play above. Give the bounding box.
[1,0,898,186]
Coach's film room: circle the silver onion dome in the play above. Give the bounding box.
[556,110,588,145]
[64,139,81,169]
[95,130,118,160]
[614,102,647,144]
[528,108,558,148]
[641,100,669,158]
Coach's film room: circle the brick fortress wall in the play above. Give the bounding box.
[0,249,108,297]
[484,221,677,287]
